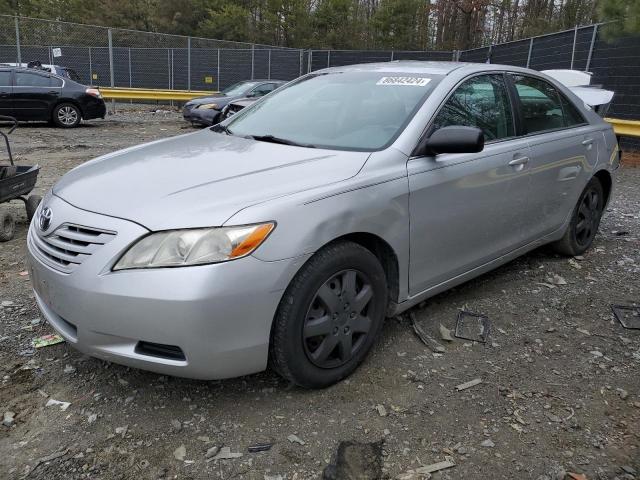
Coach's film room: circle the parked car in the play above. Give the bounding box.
[221,81,287,120]
[1,62,83,83]
[28,62,618,388]
[0,66,105,128]
[183,80,284,126]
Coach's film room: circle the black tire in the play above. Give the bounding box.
[270,241,387,388]
[52,103,81,128]
[0,211,15,242]
[25,195,42,222]
[552,177,604,256]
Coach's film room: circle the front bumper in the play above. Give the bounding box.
[27,194,307,380]
[182,106,220,126]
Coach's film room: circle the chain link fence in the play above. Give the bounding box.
[0,15,638,148]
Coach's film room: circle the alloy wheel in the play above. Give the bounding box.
[57,106,78,126]
[575,187,600,247]
[303,269,374,369]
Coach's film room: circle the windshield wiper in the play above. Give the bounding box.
[248,134,316,148]
[212,124,233,135]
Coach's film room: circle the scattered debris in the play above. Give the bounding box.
[322,441,383,480]
[205,446,220,458]
[410,313,445,353]
[439,324,454,342]
[208,446,243,461]
[173,444,186,461]
[3,411,15,427]
[611,304,640,329]
[32,334,64,348]
[45,399,71,411]
[455,378,482,391]
[87,413,97,424]
[480,439,495,448]
[248,443,273,453]
[414,457,456,475]
[568,258,582,269]
[115,425,128,437]
[63,365,75,374]
[455,310,490,343]
[287,434,306,445]
[567,473,587,480]
[546,273,567,285]
[376,404,387,417]
[26,449,68,477]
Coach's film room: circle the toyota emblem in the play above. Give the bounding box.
[39,206,53,231]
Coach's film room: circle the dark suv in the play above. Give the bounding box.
[0,67,106,128]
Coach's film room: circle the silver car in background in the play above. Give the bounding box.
[27,62,619,388]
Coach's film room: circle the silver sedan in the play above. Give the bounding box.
[27,62,619,388]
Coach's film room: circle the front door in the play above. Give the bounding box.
[408,73,532,295]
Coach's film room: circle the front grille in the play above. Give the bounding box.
[32,223,116,273]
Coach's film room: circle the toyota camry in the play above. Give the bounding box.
[28,62,619,388]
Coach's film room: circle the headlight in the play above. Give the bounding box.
[198,103,219,110]
[113,223,274,270]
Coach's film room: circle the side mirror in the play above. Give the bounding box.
[418,126,485,156]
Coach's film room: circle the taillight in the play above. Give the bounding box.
[86,88,101,98]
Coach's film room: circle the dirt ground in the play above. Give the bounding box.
[0,106,639,480]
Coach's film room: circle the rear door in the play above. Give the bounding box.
[0,70,12,117]
[408,73,532,295]
[509,74,597,241]
[12,71,59,121]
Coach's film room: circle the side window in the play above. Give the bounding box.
[15,72,51,87]
[433,74,515,141]
[512,75,566,134]
[0,71,11,87]
[559,94,586,127]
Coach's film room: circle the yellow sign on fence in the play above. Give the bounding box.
[204,76,214,84]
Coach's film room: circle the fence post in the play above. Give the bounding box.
[108,28,115,111]
[570,25,578,69]
[128,48,132,87]
[217,48,221,90]
[187,37,191,90]
[526,37,533,68]
[585,24,598,72]
[88,47,92,86]
[390,50,394,61]
[308,50,312,73]
[48,46,53,65]
[14,16,21,64]
[327,50,330,68]
[299,49,303,76]
[268,49,271,79]
[251,44,255,79]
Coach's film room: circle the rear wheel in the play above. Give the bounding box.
[52,103,81,128]
[552,177,604,256]
[0,211,15,242]
[270,241,387,388]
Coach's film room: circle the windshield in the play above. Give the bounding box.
[221,81,260,96]
[225,71,442,150]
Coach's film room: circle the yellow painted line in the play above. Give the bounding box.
[99,87,218,101]
[605,118,640,139]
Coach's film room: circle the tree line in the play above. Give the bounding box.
[1,0,637,50]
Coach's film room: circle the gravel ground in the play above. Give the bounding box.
[0,107,639,480]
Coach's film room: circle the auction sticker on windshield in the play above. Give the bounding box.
[376,77,431,86]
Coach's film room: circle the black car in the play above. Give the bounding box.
[0,67,106,128]
[183,80,285,126]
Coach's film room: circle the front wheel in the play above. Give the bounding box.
[270,241,387,388]
[52,103,81,128]
[552,177,604,256]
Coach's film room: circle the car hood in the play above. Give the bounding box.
[188,94,227,105]
[53,130,370,231]
[230,98,257,107]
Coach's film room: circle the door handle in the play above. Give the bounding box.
[581,138,593,145]
[509,156,529,166]
[48,90,59,95]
